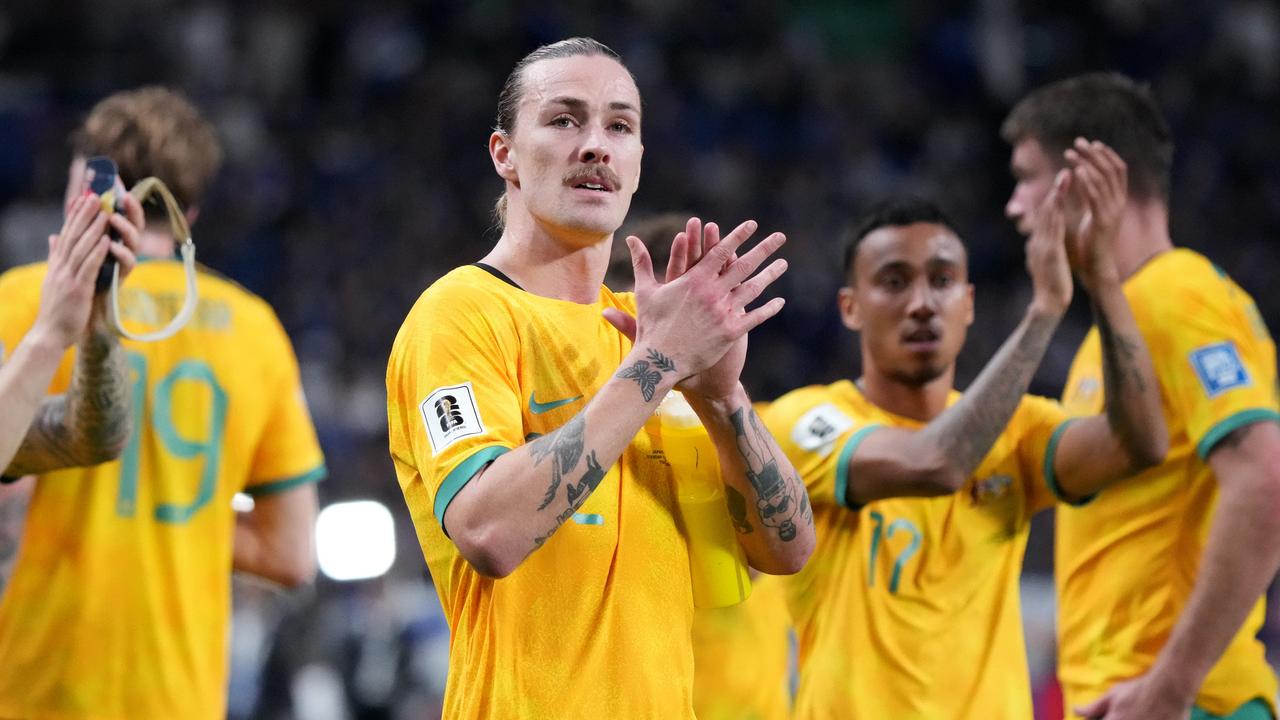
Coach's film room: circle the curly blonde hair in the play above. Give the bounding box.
[71,86,222,212]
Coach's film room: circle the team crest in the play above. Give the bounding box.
[1189,341,1250,397]
[970,475,1012,505]
[420,381,485,455]
[791,403,855,456]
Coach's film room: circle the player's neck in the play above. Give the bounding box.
[1113,200,1173,282]
[856,364,954,423]
[137,230,176,259]
[482,211,612,304]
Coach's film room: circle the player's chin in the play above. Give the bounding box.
[565,208,627,239]
[890,359,948,387]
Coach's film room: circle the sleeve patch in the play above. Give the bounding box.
[1189,341,1251,398]
[419,381,486,456]
[791,403,855,457]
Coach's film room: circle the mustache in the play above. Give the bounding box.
[563,165,620,189]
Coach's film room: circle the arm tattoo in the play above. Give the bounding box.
[0,487,31,595]
[1095,302,1154,458]
[616,349,677,402]
[919,312,1057,478]
[532,451,607,548]
[5,331,132,476]
[527,413,609,547]
[530,415,586,511]
[1095,303,1149,396]
[730,408,807,542]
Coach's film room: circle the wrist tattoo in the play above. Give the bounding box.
[617,349,677,402]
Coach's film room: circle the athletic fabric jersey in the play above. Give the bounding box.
[386,264,696,719]
[763,380,1070,719]
[1057,249,1279,717]
[0,259,325,719]
[692,572,793,720]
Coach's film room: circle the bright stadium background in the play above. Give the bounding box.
[1,1,1278,717]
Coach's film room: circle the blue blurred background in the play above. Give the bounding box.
[1,1,1278,717]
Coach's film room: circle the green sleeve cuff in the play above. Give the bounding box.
[1196,409,1280,461]
[434,445,510,531]
[1044,419,1095,507]
[835,425,882,510]
[245,465,327,496]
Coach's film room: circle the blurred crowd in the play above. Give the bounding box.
[1,0,1278,717]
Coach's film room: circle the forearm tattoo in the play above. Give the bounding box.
[1096,304,1148,394]
[729,408,810,542]
[926,314,1056,478]
[0,487,31,595]
[1095,303,1152,453]
[529,414,608,548]
[5,331,131,476]
[616,349,677,402]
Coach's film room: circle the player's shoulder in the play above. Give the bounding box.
[390,265,512,360]
[1133,249,1239,309]
[1010,393,1066,429]
[405,265,515,321]
[765,380,863,424]
[191,264,284,330]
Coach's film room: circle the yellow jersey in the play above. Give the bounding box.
[763,380,1070,719]
[386,264,696,719]
[692,571,793,720]
[1057,249,1279,716]
[0,259,325,720]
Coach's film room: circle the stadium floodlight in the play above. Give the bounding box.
[316,500,396,582]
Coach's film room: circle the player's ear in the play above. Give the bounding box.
[838,286,862,331]
[964,282,975,327]
[490,131,519,184]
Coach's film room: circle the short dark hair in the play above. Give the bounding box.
[1001,72,1173,202]
[841,197,961,279]
[492,37,632,227]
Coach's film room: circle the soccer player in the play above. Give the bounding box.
[1003,73,1280,720]
[0,191,139,476]
[611,212,794,720]
[386,37,813,718]
[762,175,1167,716]
[0,87,325,719]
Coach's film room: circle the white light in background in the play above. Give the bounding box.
[316,500,396,582]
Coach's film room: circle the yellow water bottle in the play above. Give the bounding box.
[659,391,752,608]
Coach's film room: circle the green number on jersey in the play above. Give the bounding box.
[117,351,227,524]
[867,511,922,594]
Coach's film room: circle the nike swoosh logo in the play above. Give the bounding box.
[529,391,583,415]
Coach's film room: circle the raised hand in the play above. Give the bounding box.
[604,217,788,399]
[1025,169,1073,318]
[33,192,143,349]
[1064,137,1127,288]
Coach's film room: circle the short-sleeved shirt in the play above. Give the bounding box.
[0,260,325,719]
[386,264,696,719]
[1057,249,1279,717]
[763,380,1071,719]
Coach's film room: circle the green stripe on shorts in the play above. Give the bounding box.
[1190,699,1274,720]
